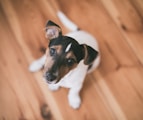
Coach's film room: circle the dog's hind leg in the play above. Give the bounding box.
[57,11,79,32]
[29,55,46,72]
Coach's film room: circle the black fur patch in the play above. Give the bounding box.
[46,20,60,29]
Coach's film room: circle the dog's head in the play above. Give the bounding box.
[43,20,98,84]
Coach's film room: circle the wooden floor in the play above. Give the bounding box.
[0,0,143,120]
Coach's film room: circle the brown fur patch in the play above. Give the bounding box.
[57,62,78,82]
[43,48,53,74]
[57,51,78,81]
[50,45,62,54]
[66,51,76,60]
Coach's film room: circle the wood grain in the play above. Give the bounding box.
[0,0,143,120]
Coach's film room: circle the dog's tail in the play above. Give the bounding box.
[57,11,79,31]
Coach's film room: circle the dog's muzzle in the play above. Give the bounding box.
[43,72,57,84]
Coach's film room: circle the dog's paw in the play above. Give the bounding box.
[68,94,81,109]
[29,60,43,72]
[48,84,60,91]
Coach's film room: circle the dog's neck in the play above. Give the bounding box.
[57,60,88,88]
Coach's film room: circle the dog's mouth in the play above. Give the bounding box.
[46,79,58,84]
[43,73,59,84]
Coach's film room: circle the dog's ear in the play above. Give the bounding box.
[45,20,62,40]
[81,44,98,65]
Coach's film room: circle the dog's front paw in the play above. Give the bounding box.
[29,60,43,72]
[68,94,81,109]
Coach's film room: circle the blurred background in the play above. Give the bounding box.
[0,0,143,120]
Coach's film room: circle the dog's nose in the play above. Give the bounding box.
[44,72,57,82]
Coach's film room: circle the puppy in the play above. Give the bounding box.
[29,11,100,109]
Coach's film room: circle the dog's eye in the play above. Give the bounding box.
[50,48,56,56]
[66,58,76,66]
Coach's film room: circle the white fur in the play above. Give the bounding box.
[65,43,72,53]
[29,11,100,109]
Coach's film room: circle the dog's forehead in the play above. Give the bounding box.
[49,36,79,52]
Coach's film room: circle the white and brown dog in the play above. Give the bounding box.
[29,11,100,109]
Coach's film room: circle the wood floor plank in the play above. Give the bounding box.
[122,67,143,100]
[131,0,143,18]
[101,0,143,64]
[92,71,127,120]
[105,69,143,120]
[0,2,54,120]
